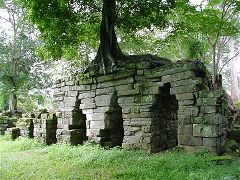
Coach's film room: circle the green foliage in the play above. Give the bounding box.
[0,0,53,111]
[20,0,175,60]
[235,101,240,109]
[162,0,239,68]
[0,137,240,179]
[0,91,8,110]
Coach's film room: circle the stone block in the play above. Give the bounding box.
[177,115,191,125]
[118,97,135,105]
[71,84,91,91]
[196,98,220,106]
[93,107,115,113]
[198,90,223,98]
[178,125,193,135]
[203,137,219,147]
[176,93,195,101]
[115,84,133,91]
[162,71,195,83]
[178,135,202,146]
[64,97,77,107]
[97,78,133,88]
[78,92,96,99]
[130,118,152,126]
[67,91,78,97]
[178,100,195,106]
[193,124,220,137]
[191,114,223,125]
[81,98,95,105]
[118,89,139,96]
[124,112,154,119]
[80,103,96,109]
[86,113,110,121]
[96,87,115,95]
[170,84,197,95]
[96,70,134,83]
[95,95,116,107]
[171,78,202,87]
[200,106,220,114]
[140,86,160,95]
[178,106,199,116]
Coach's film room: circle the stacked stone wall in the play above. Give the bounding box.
[53,61,232,154]
[0,116,17,135]
[33,113,57,145]
[16,118,34,138]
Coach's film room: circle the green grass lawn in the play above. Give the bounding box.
[0,136,239,180]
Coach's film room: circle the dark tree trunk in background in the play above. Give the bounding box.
[93,0,126,74]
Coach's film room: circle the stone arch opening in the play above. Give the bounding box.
[69,97,88,145]
[100,94,124,148]
[150,83,178,152]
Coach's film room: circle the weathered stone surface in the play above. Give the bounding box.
[200,106,220,114]
[178,115,192,125]
[176,93,195,101]
[178,100,195,106]
[203,137,219,147]
[97,78,134,88]
[192,114,223,125]
[170,85,197,95]
[178,135,202,146]
[117,89,139,96]
[78,91,96,99]
[162,71,195,83]
[178,125,193,135]
[196,98,220,106]
[193,124,220,137]
[118,97,135,105]
[140,86,160,95]
[96,70,134,83]
[199,90,223,98]
[51,60,231,155]
[171,78,202,87]
[178,106,199,116]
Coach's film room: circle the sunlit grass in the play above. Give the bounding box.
[0,136,239,179]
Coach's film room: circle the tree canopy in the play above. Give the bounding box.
[21,0,175,73]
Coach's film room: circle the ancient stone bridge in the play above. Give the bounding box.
[52,60,232,154]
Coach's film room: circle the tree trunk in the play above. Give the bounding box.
[8,60,18,113]
[229,40,239,103]
[92,0,126,74]
[8,91,17,113]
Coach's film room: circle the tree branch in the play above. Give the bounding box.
[219,50,240,73]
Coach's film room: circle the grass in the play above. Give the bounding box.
[0,136,240,180]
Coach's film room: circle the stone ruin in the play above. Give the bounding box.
[52,60,235,155]
[2,60,238,155]
[5,110,57,144]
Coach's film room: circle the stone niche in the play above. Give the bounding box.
[53,60,233,155]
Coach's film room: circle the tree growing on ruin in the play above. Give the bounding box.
[21,0,175,74]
